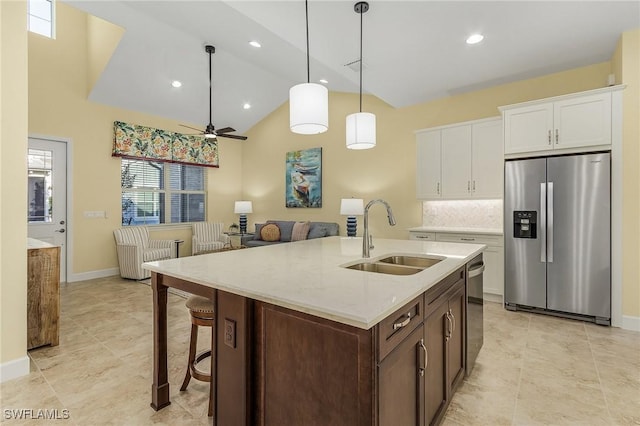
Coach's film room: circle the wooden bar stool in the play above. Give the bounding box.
[180,295,215,417]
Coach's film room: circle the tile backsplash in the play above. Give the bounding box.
[423,199,503,229]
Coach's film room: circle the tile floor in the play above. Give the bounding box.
[1,276,639,425]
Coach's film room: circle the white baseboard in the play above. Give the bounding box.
[621,315,640,332]
[484,293,503,304]
[0,356,30,383]
[66,267,120,283]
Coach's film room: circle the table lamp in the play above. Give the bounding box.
[234,201,253,234]
[340,198,364,237]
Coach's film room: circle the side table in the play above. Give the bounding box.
[174,239,184,258]
[224,232,254,248]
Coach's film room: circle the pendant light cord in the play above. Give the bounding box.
[359,6,363,112]
[305,0,310,84]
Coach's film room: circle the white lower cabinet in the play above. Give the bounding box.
[409,231,504,301]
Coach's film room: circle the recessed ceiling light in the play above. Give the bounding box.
[171,80,182,88]
[243,103,251,110]
[319,79,328,84]
[466,34,484,45]
[249,41,261,48]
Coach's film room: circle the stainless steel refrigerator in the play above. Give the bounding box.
[504,152,611,325]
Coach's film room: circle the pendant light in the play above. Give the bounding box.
[346,1,376,150]
[289,0,329,135]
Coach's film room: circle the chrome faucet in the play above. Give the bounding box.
[362,199,396,258]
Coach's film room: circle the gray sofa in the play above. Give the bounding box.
[241,220,339,247]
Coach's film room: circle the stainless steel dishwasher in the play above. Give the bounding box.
[466,254,484,376]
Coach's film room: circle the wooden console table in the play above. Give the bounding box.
[27,238,60,350]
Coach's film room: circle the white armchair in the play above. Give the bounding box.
[192,222,229,255]
[113,226,175,280]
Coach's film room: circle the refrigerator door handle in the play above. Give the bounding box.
[540,182,546,263]
[548,182,554,263]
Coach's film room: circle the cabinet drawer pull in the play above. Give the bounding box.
[445,312,453,340]
[392,313,411,330]
[416,235,430,239]
[449,309,456,334]
[418,338,428,377]
[460,238,475,241]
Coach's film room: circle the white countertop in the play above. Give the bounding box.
[408,226,503,235]
[27,238,59,249]
[144,236,485,330]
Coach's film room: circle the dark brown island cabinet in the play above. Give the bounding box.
[212,266,468,426]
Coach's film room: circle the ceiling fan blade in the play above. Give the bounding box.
[218,134,248,141]
[215,127,236,134]
[179,124,204,132]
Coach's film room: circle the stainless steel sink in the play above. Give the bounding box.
[378,255,443,268]
[345,262,424,275]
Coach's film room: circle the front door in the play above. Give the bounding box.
[27,138,67,282]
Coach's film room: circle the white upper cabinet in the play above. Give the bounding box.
[553,93,612,149]
[502,89,613,155]
[441,125,472,199]
[471,119,503,199]
[416,117,503,200]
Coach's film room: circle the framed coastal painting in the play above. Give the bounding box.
[285,147,322,208]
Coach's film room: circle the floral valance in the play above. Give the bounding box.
[112,121,219,168]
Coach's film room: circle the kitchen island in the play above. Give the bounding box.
[144,236,484,425]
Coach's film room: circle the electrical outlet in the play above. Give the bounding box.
[224,319,236,348]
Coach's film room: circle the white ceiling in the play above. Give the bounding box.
[64,1,639,136]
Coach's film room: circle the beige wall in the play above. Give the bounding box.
[28,3,243,276]
[616,29,640,318]
[0,1,28,367]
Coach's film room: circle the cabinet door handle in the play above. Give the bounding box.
[449,309,456,334]
[473,180,476,191]
[418,338,428,377]
[392,313,411,330]
[555,129,559,143]
[548,130,552,145]
[444,312,451,340]
[467,181,470,192]
[437,182,440,194]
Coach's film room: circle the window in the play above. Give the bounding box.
[28,149,53,222]
[121,159,206,226]
[28,0,55,38]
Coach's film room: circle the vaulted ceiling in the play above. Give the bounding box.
[65,1,640,135]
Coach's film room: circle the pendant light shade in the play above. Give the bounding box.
[347,1,375,150]
[346,112,376,149]
[290,82,328,134]
[290,0,328,135]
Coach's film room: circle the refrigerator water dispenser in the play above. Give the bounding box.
[513,211,537,238]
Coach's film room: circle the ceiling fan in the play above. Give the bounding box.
[180,45,248,141]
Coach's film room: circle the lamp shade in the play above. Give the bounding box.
[346,112,376,149]
[340,198,364,216]
[234,201,253,214]
[290,83,329,135]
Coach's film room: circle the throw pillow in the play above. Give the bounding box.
[291,221,311,241]
[268,221,295,242]
[254,223,265,240]
[260,223,281,242]
[307,224,328,239]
